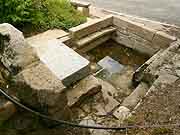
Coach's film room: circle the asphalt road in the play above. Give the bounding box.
[84,0,180,26]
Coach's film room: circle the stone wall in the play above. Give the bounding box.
[112,15,177,56]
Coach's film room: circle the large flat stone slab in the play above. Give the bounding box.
[33,39,90,86]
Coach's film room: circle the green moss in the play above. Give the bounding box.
[151,128,173,135]
[124,115,137,125]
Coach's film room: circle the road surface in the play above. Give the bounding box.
[84,0,180,26]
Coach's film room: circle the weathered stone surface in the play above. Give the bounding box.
[113,16,177,56]
[0,23,38,74]
[94,104,107,116]
[12,62,66,108]
[76,27,116,48]
[80,117,110,135]
[98,79,120,113]
[26,29,68,47]
[156,74,179,84]
[109,66,134,96]
[152,31,177,49]
[67,75,101,107]
[33,39,90,86]
[79,34,110,53]
[113,106,130,121]
[122,82,149,109]
[113,30,156,56]
[69,15,113,40]
[0,100,16,121]
[113,15,157,41]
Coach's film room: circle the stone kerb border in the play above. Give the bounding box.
[69,14,177,56]
[112,15,177,56]
[69,15,113,40]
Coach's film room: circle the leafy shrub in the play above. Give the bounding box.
[0,0,86,31]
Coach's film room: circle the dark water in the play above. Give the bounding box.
[87,40,149,68]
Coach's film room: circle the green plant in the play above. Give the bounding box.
[41,0,87,30]
[0,0,86,31]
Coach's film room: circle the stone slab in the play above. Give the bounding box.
[67,75,101,107]
[69,15,113,40]
[78,34,110,53]
[26,29,68,47]
[77,27,116,48]
[71,0,91,7]
[98,56,124,74]
[33,39,90,86]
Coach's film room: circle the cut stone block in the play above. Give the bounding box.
[69,15,113,40]
[76,27,116,48]
[71,0,91,8]
[152,31,177,49]
[113,15,157,41]
[33,39,90,86]
[78,34,110,53]
[67,75,101,107]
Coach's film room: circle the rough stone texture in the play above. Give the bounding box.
[152,31,177,49]
[32,39,90,86]
[113,28,157,56]
[121,82,149,110]
[11,61,70,120]
[98,79,120,113]
[126,41,180,134]
[69,15,113,40]
[0,101,16,121]
[113,106,130,122]
[113,15,156,41]
[26,29,68,47]
[112,16,177,56]
[80,117,110,135]
[0,23,38,75]
[78,34,110,53]
[66,75,101,107]
[76,27,116,48]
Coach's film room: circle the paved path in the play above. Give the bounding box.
[84,0,180,26]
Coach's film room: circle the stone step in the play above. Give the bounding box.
[76,27,116,49]
[69,15,113,40]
